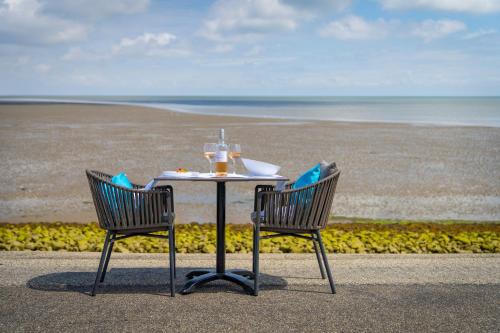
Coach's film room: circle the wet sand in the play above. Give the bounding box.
[0,103,499,223]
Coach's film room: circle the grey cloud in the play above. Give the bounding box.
[0,0,87,45]
[62,32,186,61]
[200,0,353,43]
[412,19,466,42]
[40,0,150,20]
[319,15,392,40]
[282,0,352,12]
[200,0,300,42]
[379,0,500,14]
[0,0,150,46]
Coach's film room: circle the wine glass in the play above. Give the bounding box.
[203,143,216,175]
[229,144,241,175]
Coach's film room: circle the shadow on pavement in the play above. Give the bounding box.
[26,267,288,296]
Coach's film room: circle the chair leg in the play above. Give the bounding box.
[253,223,260,296]
[313,239,326,279]
[172,225,176,278]
[100,233,115,282]
[315,230,336,294]
[168,225,176,297]
[91,231,111,296]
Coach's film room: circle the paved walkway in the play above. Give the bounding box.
[0,252,499,332]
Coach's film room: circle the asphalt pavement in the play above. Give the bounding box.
[0,252,498,332]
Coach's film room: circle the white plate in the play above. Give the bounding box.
[162,171,199,177]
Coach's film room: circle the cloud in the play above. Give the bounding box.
[319,16,469,42]
[0,0,87,44]
[63,32,185,61]
[62,47,109,61]
[379,0,500,14]
[196,55,295,67]
[199,0,355,44]
[34,63,51,73]
[244,45,263,56]
[16,56,30,65]
[282,0,352,12]
[112,32,177,54]
[412,19,466,42]
[319,15,392,40]
[462,29,497,39]
[0,0,150,46]
[212,44,234,53]
[40,0,150,20]
[143,48,191,57]
[200,0,299,42]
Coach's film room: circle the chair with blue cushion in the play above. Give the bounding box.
[250,162,340,295]
[86,170,176,296]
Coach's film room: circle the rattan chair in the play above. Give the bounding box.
[86,170,176,296]
[251,169,340,295]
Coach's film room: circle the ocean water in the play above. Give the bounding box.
[1,96,500,127]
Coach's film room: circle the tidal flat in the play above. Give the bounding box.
[1,103,499,223]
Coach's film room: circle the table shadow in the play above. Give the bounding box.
[26,267,288,296]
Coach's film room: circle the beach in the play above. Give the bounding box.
[0,102,499,223]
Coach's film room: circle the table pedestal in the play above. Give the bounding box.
[180,182,255,295]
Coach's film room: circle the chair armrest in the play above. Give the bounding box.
[127,185,174,217]
[151,185,174,214]
[253,181,295,211]
[254,185,275,211]
[254,185,315,224]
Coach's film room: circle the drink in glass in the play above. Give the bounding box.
[203,143,216,175]
[229,144,241,174]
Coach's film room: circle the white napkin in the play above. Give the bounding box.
[144,180,156,191]
[197,173,213,178]
[161,171,200,177]
[276,180,286,191]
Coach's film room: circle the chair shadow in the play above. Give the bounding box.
[26,267,289,296]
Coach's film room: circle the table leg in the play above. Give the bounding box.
[216,181,225,273]
[181,181,255,295]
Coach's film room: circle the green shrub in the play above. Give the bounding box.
[0,221,498,254]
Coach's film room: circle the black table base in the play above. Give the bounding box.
[180,182,256,295]
[181,269,255,294]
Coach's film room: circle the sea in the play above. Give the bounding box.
[1,96,500,127]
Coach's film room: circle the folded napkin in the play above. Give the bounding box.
[144,180,156,191]
[275,180,286,191]
[162,171,200,177]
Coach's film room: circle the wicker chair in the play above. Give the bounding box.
[86,170,176,296]
[251,169,340,295]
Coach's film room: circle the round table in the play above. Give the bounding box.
[152,173,289,294]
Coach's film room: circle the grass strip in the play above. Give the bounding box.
[0,221,498,254]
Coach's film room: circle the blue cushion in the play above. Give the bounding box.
[292,163,321,189]
[100,173,133,220]
[111,172,133,189]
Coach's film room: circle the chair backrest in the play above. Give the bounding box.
[259,169,340,230]
[86,170,171,231]
[302,169,340,229]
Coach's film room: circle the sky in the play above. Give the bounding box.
[1,0,500,96]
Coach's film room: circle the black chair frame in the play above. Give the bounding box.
[252,170,340,295]
[86,170,176,296]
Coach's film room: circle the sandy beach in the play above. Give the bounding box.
[0,102,499,223]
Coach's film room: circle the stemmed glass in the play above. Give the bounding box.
[229,144,241,175]
[203,143,216,175]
